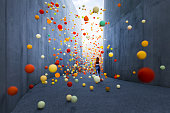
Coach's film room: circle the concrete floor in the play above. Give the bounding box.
[12,73,170,113]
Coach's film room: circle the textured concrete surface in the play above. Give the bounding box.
[0,0,82,113]
[103,0,170,87]
[12,73,170,113]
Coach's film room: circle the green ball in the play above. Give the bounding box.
[100,21,105,27]
[160,65,166,70]
[71,96,78,103]
[48,34,50,37]
[37,101,45,109]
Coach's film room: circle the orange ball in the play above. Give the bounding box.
[55,73,60,78]
[35,15,39,20]
[118,3,121,7]
[8,86,18,96]
[25,64,35,73]
[74,73,78,77]
[105,87,110,92]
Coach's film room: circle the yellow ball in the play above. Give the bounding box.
[141,40,149,47]
[51,82,55,85]
[137,51,147,60]
[44,81,48,84]
[55,73,60,78]
[109,52,113,57]
[40,75,47,82]
[27,44,32,49]
[90,86,94,91]
[104,73,107,76]
[117,75,120,78]
[80,77,83,79]
[49,64,57,73]
[82,83,86,87]
[55,79,58,83]
[52,79,54,81]
[35,15,39,20]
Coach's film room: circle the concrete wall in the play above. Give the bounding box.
[0,0,82,113]
[103,0,170,87]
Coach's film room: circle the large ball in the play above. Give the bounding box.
[66,94,72,101]
[93,6,99,13]
[138,68,155,83]
[7,86,18,96]
[37,101,45,109]
[71,96,78,103]
[25,64,35,73]
[49,64,57,73]
[36,34,41,38]
[137,51,147,60]
[94,76,100,83]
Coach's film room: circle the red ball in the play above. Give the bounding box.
[114,59,117,62]
[7,86,18,96]
[55,3,59,7]
[83,33,86,36]
[55,60,59,65]
[138,67,155,83]
[60,58,63,60]
[101,51,104,54]
[39,9,44,14]
[73,31,76,35]
[100,79,103,82]
[58,24,62,29]
[62,65,64,67]
[67,81,72,87]
[29,84,34,89]
[114,76,117,79]
[25,64,35,73]
[67,49,71,53]
[64,22,67,25]
[45,66,48,69]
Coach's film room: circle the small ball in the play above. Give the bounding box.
[93,6,99,13]
[82,83,86,87]
[65,78,68,82]
[27,44,32,49]
[137,51,147,60]
[90,86,94,91]
[142,20,146,23]
[66,94,72,101]
[7,86,18,96]
[116,84,120,89]
[37,101,45,109]
[36,34,41,38]
[127,25,132,30]
[109,52,113,57]
[43,27,46,30]
[94,76,100,83]
[41,55,45,59]
[62,5,66,8]
[141,40,149,47]
[160,65,166,70]
[88,76,91,78]
[71,96,78,103]
[105,87,110,92]
[75,79,79,83]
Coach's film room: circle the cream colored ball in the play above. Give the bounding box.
[66,94,72,101]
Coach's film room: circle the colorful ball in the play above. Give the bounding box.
[25,64,35,73]
[67,48,71,53]
[7,86,18,96]
[35,15,39,20]
[137,51,147,60]
[39,9,44,14]
[138,67,155,83]
[109,52,113,57]
[40,75,47,82]
[49,64,57,73]
[27,44,32,49]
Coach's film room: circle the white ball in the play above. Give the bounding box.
[71,96,78,103]
[37,101,45,109]
[63,53,66,55]
[116,84,120,89]
[88,76,91,78]
[94,76,100,83]
[127,25,132,30]
[41,55,45,59]
[66,94,72,101]
[36,34,41,38]
[73,76,75,79]
[92,75,96,78]
[68,45,70,47]
[75,79,78,83]
[65,78,68,82]
[62,5,66,8]
[125,20,129,23]
[67,69,69,71]
[44,2,47,5]
[43,27,46,30]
